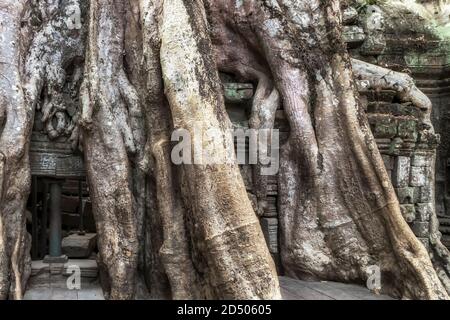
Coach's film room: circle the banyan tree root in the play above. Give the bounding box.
[79,0,139,300]
[159,0,281,299]
[352,58,434,131]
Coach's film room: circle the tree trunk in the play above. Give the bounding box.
[1,0,450,300]
[159,0,281,299]
[0,1,31,300]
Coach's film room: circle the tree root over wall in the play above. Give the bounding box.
[1,0,450,300]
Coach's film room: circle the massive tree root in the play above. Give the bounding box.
[0,1,30,300]
[204,0,449,299]
[1,0,450,300]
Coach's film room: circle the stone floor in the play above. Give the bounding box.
[24,260,392,300]
[279,277,393,300]
[24,259,104,300]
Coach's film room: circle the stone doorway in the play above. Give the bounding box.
[24,117,102,300]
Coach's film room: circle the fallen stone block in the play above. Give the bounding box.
[62,233,97,259]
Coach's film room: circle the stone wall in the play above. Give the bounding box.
[346,1,450,246]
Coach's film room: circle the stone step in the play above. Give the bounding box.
[31,259,98,278]
[439,225,450,235]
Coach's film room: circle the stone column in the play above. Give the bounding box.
[44,180,68,264]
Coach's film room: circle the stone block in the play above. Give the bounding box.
[63,259,99,278]
[419,186,433,203]
[260,218,278,254]
[61,195,80,213]
[400,205,416,223]
[343,26,366,44]
[392,156,411,187]
[415,203,432,222]
[397,119,418,141]
[410,166,430,187]
[361,35,386,56]
[411,154,432,167]
[62,233,97,259]
[411,222,430,238]
[262,196,278,218]
[395,187,418,204]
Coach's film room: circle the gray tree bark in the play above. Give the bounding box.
[0,0,449,300]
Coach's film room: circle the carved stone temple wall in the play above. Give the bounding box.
[347,1,450,247]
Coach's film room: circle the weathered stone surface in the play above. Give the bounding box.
[262,196,278,218]
[223,83,254,104]
[342,7,358,25]
[359,90,396,103]
[367,102,421,118]
[260,218,278,254]
[360,5,386,55]
[411,222,430,238]
[400,204,416,223]
[416,203,432,222]
[382,155,394,170]
[395,187,418,204]
[30,152,86,178]
[393,156,411,187]
[412,154,433,167]
[417,238,430,252]
[25,261,104,300]
[63,259,98,278]
[343,26,366,44]
[419,186,433,203]
[410,166,430,187]
[62,233,97,259]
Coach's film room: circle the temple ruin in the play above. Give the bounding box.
[2,0,450,300]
